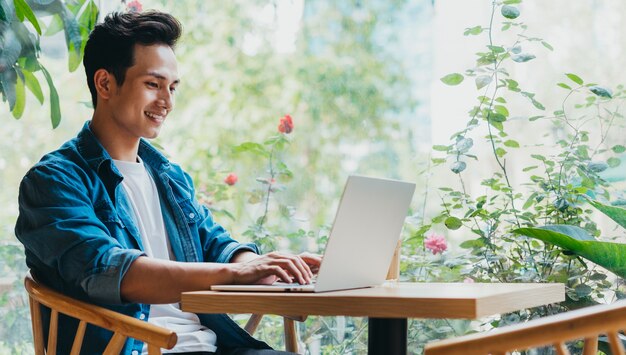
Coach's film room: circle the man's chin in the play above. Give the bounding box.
[143,130,162,140]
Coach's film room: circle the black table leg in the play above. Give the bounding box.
[368,317,407,355]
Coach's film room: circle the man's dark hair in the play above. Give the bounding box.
[83,11,182,107]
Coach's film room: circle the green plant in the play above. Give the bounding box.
[515,199,626,280]
[1,0,99,127]
[423,0,624,327]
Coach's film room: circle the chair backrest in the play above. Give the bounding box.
[424,300,626,355]
[24,273,177,355]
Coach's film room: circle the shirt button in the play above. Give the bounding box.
[189,212,195,218]
[139,313,146,320]
[132,351,139,355]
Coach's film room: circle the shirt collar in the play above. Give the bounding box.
[76,120,171,174]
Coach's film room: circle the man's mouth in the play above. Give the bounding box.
[145,111,165,123]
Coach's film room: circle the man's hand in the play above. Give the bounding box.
[229,251,322,285]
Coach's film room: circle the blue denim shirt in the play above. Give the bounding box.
[15,122,270,354]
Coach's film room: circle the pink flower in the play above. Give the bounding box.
[463,277,475,283]
[424,233,447,255]
[126,0,143,12]
[224,173,238,186]
[278,114,294,134]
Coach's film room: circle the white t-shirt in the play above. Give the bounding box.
[114,158,217,354]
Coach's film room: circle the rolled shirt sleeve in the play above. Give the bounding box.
[15,163,144,304]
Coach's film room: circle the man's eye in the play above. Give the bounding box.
[170,87,177,93]
[147,82,158,88]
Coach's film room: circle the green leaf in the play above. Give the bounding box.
[503,0,521,4]
[0,68,17,110]
[557,83,572,90]
[455,138,473,153]
[444,216,462,230]
[432,145,449,152]
[232,142,269,157]
[541,41,554,51]
[612,145,626,154]
[14,0,42,35]
[450,161,466,174]
[512,53,536,63]
[575,284,592,298]
[0,29,22,71]
[589,86,612,98]
[489,112,506,122]
[608,157,621,168]
[494,105,509,117]
[522,165,538,172]
[566,73,584,85]
[39,65,61,129]
[0,0,10,22]
[501,5,520,19]
[464,26,483,36]
[523,192,539,210]
[504,140,520,148]
[587,161,608,173]
[514,225,626,278]
[487,45,505,54]
[475,75,492,90]
[45,14,65,36]
[495,147,507,157]
[12,72,25,119]
[587,199,626,229]
[20,68,44,104]
[61,9,82,64]
[440,73,464,86]
[531,154,546,161]
[459,238,485,249]
[79,1,99,33]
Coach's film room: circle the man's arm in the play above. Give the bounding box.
[120,251,321,304]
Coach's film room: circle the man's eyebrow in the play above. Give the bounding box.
[145,71,180,84]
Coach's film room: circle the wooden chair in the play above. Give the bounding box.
[424,299,626,355]
[24,273,177,355]
[245,240,403,353]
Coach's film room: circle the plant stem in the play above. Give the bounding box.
[258,145,277,228]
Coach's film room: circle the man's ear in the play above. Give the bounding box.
[94,69,114,101]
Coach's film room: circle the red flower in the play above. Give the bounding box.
[126,0,143,12]
[424,233,447,255]
[224,173,238,186]
[278,114,294,134]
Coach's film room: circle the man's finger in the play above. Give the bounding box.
[268,265,292,284]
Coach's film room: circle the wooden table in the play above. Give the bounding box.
[181,282,564,354]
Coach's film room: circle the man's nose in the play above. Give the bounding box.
[158,88,174,110]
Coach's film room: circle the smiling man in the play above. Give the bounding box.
[15,11,319,355]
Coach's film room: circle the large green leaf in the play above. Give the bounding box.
[514,225,626,278]
[39,65,61,129]
[12,70,25,119]
[0,67,17,110]
[20,67,44,104]
[440,73,464,86]
[0,0,8,21]
[0,28,23,70]
[14,0,42,34]
[587,199,626,229]
[61,8,82,71]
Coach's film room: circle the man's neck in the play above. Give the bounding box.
[90,111,140,162]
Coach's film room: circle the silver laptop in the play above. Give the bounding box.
[211,175,416,293]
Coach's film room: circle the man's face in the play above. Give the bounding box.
[107,44,179,140]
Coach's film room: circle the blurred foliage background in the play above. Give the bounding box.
[1,0,626,354]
